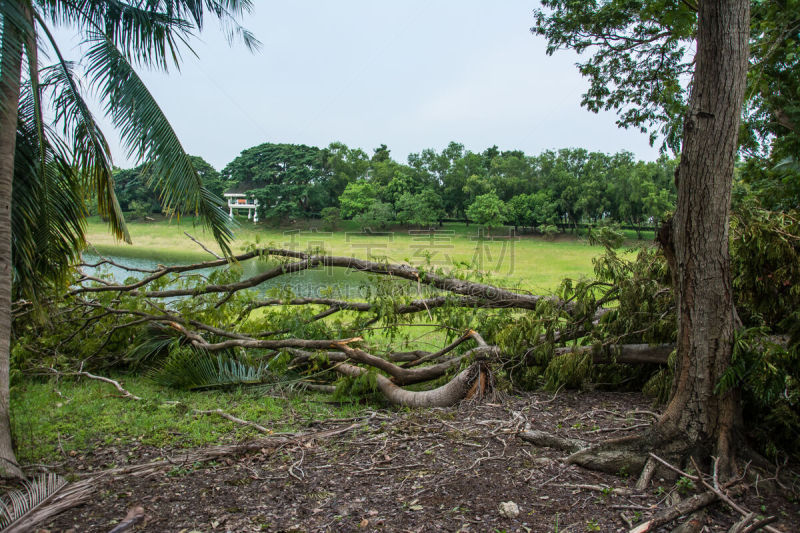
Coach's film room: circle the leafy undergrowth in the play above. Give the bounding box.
[11,377,367,464]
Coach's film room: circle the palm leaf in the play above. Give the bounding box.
[774,156,800,174]
[0,473,67,529]
[12,86,87,302]
[35,12,130,242]
[150,348,273,390]
[84,30,234,255]
[37,0,196,69]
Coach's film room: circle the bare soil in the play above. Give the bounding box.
[34,391,800,532]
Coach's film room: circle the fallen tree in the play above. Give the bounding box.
[11,202,800,462]
[13,242,627,407]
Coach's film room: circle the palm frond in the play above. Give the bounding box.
[36,0,195,69]
[84,30,234,255]
[774,156,800,174]
[12,86,87,302]
[35,12,130,242]
[150,348,273,390]
[0,473,67,529]
[126,324,181,368]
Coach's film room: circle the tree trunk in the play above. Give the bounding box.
[0,10,24,479]
[569,0,750,477]
[656,0,750,474]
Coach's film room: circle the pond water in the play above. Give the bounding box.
[81,252,418,300]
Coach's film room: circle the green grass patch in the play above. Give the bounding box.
[11,376,366,464]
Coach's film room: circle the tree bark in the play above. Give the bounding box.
[655,0,750,474]
[0,9,25,478]
[334,360,492,407]
[569,0,750,477]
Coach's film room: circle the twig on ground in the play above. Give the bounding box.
[192,409,272,434]
[689,457,782,533]
[47,369,142,401]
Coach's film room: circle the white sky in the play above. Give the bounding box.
[55,1,663,170]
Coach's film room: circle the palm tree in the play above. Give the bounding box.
[0,0,259,478]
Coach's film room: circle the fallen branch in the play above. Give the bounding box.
[629,491,718,533]
[184,232,222,259]
[689,457,782,533]
[47,369,142,401]
[334,361,493,407]
[192,409,272,434]
[557,483,632,496]
[554,344,674,365]
[74,247,581,313]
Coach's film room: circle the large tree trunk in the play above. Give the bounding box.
[569,0,750,477]
[656,0,750,475]
[0,11,25,479]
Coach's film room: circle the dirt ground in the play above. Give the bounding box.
[31,391,800,532]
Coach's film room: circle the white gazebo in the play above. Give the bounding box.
[223,193,259,222]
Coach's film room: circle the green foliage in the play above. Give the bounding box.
[128,199,150,220]
[222,143,327,221]
[533,0,695,149]
[466,192,506,233]
[716,327,800,459]
[731,205,800,329]
[320,207,341,230]
[339,181,378,219]
[395,188,445,227]
[588,224,625,249]
[333,370,380,402]
[354,200,394,231]
[676,475,695,495]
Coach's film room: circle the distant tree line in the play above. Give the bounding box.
[113,141,680,233]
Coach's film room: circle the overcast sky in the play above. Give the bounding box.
[58,1,663,170]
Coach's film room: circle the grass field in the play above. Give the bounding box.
[85,216,652,293]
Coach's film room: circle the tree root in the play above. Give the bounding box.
[566,434,655,477]
[518,430,587,453]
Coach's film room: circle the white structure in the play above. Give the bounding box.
[224,193,259,222]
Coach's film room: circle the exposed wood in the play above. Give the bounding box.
[334,361,492,407]
[50,370,143,401]
[518,430,587,453]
